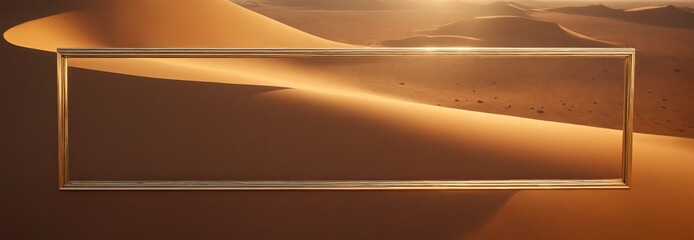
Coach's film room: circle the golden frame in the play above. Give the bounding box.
[57,47,635,190]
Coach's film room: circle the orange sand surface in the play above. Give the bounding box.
[4,0,627,180]
[2,0,693,239]
[244,0,694,138]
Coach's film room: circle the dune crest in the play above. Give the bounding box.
[3,0,642,180]
[625,5,668,12]
[2,1,694,238]
[482,1,535,16]
[381,16,613,47]
[256,0,392,10]
[445,1,534,17]
[380,35,483,47]
[549,4,694,29]
[4,0,349,51]
[549,4,622,16]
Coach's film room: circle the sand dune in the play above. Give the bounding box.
[498,1,537,12]
[380,35,484,47]
[239,1,541,47]
[2,0,693,239]
[3,0,349,50]
[257,0,392,10]
[470,133,694,239]
[248,0,535,17]
[480,1,536,16]
[376,0,534,16]
[548,4,623,17]
[233,0,268,8]
[3,0,358,90]
[625,5,694,29]
[549,4,694,29]
[429,1,533,17]
[3,0,629,180]
[381,16,612,47]
[429,1,535,17]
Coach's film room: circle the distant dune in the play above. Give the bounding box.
[381,16,612,47]
[257,0,392,10]
[380,35,484,47]
[549,4,694,29]
[393,0,534,17]
[624,5,694,29]
[233,0,267,7]
[254,0,536,16]
[432,1,535,17]
[548,4,623,17]
[480,1,536,16]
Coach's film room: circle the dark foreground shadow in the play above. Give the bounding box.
[0,2,514,239]
[67,67,615,181]
[1,47,515,240]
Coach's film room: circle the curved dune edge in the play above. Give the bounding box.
[1,1,691,238]
[547,4,694,29]
[557,25,622,46]
[254,87,624,174]
[3,0,690,180]
[626,5,668,12]
[3,0,351,50]
[469,133,694,239]
[0,0,637,178]
[382,15,617,47]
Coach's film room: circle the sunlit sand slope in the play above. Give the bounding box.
[2,0,684,181]
[3,0,349,50]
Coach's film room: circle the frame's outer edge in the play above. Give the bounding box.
[57,52,69,189]
[56,47,636,58]
[623,51,636,187]
[57,48,635,190]
[60,179,629,191]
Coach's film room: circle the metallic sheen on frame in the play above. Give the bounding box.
[57,47,635,190]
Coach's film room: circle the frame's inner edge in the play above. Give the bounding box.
[57,48,635,190]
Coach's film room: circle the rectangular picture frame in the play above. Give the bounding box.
[57,47,635,190]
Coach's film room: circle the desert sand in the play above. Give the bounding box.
[1,0,693,239]
[243,0,694,138]
[5,0,627,180]
[549,4,694,29]
[381,15,614,47]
